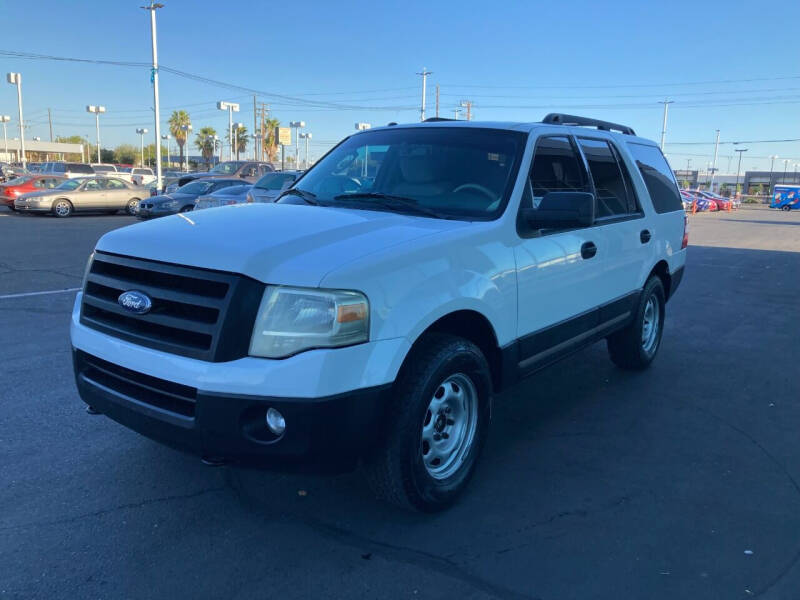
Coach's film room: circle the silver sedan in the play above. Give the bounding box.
[14,177,146,217]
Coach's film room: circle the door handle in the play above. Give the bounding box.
[581,241,597,259]
[640,229,652,244]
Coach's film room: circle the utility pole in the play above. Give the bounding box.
[460,100,472,121]
[709,129,720,191]
[142,2,164,190]
[734,148,748,198]
[435,85,439,118]
[253,95,258,161]
[417,67,432,121]
[658,99,674,151]
[47,108,53,142]
[261,103,266,161]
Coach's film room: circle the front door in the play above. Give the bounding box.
[514,135,611,370]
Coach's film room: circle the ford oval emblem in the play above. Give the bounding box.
[118,290,152,314]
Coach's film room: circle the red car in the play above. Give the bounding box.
[1,175,66,210]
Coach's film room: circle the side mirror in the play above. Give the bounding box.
[523,191,595,229]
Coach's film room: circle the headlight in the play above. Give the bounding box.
[249,286,369,358]
[161,199,179,209]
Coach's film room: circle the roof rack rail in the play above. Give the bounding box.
[542,113,636,136]
[423,117,457,122]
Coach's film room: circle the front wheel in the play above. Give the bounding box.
[52,199,73,218]
[607,276,665,370]
[364,333,491,512]
[126,198,140,216]
[179,205,193,213]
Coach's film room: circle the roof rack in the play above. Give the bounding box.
[542,113,636,136]
[423,117,457,122]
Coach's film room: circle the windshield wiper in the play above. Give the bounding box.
[333,192,451,219]
[280,188,318,205]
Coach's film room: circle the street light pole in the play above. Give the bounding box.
[299,132,312,169]
[142,2,164,190]
[6,73,25,166]
[217,101,240,161]
[782,159,790,185]
[768,155,778,194]
[658,99,674,151]
[416,68,432,121]
[180,124,192,171]
[709,129,720,192]
[0,115,9,162]
[289,121,305,169]
[136,128,148,166]
[734,148,748,198]
[161,134,171,168]
[233,122,244,161]
[86,105,106,163]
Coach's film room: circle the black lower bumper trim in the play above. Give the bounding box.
[669,265,685,299]
[73,350,392,470]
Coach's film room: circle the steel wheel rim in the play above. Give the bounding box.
[421,373,479,480]
[641,296,660,353]
[55,202,70,216]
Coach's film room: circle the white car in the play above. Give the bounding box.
[70,114,687,511]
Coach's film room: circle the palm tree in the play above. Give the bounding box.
[262,117,280,162]
[225,125,248,160]
[194,126,218,166]
[168,110,191,166]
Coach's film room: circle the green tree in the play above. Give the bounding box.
[55,135,91,162]
[225,124,248,159]
[113,144,138,165]
[194,126,218,165]
[141,143,169,167]
[262,118,280,162]
[168,110,192,166]
[100,148,115,163]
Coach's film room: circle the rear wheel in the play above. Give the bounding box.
[126,198,140,216]
[607,276,665,370]
[52,199,73,218]
[364,333,491,512]
[782,205,792,212]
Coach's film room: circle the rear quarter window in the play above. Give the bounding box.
[626,143,682,213]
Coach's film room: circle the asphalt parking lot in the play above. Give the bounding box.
[2,206,799,600]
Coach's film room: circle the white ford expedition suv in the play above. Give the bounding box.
[71,114,687,511]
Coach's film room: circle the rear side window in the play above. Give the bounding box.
[627,143,682,213]
[578,138,631,218]
[70,163,94,174]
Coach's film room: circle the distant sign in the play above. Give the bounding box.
[276,127,291,146]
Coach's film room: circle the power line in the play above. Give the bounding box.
[439,75,800,90]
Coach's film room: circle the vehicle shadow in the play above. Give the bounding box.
[718,218,800,226]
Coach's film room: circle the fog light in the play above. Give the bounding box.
[266,408,286,435]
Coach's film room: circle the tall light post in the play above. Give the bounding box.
[768,155,778,193]
[142,2,164,190]
[180,124,192,171]
[298,132,312,169]
[709,129,720,192]
[161,134,171,168]
[86,105,106,163]
[217,101,240,161]
[6,73,25,166]
[0,115,9,162]
[782,159,790,186]
[734,148,748,198]
[289,121,305,169]
[416,67,432,121]
[251,133,260,161]
[658,99,674,151]
[136,128,148,166]
[233,122,244,161]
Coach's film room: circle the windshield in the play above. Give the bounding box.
[176,180,214,194]
[55,179,81,191]
[5,176,33,186]
[209,161,245,175]
[287,127,525,220]
[255,172,296,191]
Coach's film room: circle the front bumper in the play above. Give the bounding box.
[137,202,179,219]
[73,349,391,467]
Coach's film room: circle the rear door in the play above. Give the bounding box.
[76,178,107,210]
[576,137,649,307]
[514,134,611,370]
[104,178,131,208]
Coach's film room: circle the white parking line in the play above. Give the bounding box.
[0,287,81,300]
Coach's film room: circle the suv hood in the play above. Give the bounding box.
[96,203,468,287]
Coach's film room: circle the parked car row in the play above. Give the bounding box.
[680,189,739,213]
[4,176,146,217]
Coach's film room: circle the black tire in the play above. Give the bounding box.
[607,276,666,370]
[180,205,193,213]
[126,198,141,216]
[364,333,491,512]
[51,198,73,218]
[782,205,792,212]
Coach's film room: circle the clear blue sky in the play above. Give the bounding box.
[1,0,798,172]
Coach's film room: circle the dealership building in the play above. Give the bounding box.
[1,138,85,163]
